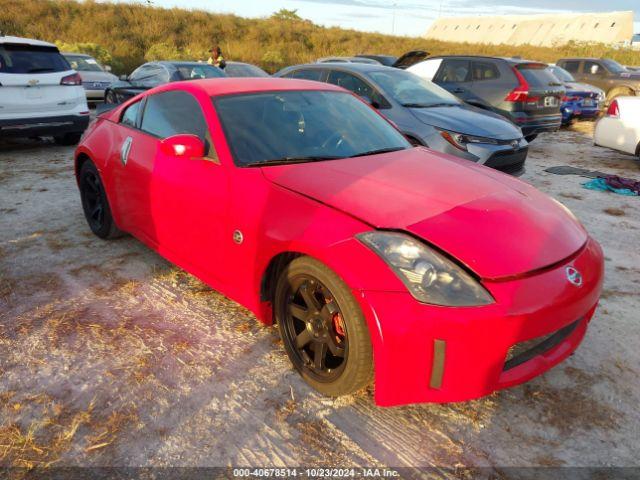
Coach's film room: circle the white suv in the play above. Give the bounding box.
[0,35,90,145]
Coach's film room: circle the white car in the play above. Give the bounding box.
[594,97,640,158]
[63,52,117,104]
[0,35,89,145]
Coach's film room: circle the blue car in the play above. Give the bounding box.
[549,65,605,125]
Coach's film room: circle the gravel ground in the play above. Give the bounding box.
[0,122,639,471]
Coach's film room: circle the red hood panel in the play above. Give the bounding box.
[262,148,587,278]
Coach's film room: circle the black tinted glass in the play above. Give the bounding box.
[141,90,208,140]
[472,62,500,81]
[368,69,459,107]
[326,71,374,98]
[214,91,409,166]
[290,69,324,81]
[0,45,70,74]
[225,64,268,77]
[435,59,470,82]
[549,66,574,82]
[562,61,580,73]
[175,64,225,80]
[517,65,560,87]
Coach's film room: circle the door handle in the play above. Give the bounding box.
[120,136,133,166]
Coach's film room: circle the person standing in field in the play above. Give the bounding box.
[208,46,226,69]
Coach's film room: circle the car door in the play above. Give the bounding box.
[582,60,609,91]
[139,89,230,280]
[432,58,475,102]
[468,60,509,110]
[109,97,159,244]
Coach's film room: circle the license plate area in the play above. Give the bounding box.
[544,96,559,107]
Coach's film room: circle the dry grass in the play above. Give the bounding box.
[2,0,640,74]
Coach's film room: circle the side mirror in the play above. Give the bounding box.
[104,65,112,72]
[160,134,205,159]
[119,74,128,81]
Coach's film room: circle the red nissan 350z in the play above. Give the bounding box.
[75,78,603,407]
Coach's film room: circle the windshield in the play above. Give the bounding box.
[214,90,410,166]
[175,64,225,80]
[225,63,269,77]
[602,59,627,74]
[368,69,459,107]
[64,55,103,72]
[549,65,574,83]
[0,45,70,74]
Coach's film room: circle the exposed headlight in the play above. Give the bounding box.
[358,231,494,307]
[439,130,501,151]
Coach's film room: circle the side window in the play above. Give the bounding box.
[472,61,500,81]
[562,60,580,73]
[584,61,604,76]
[326,71,374,99]
[120,101,141,128]
[141,91,212,154]
[290,69,324,81]
[434,59,471,83]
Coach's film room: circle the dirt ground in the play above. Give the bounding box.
[0,121,639,471]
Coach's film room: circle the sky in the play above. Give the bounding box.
[125,0,639,37]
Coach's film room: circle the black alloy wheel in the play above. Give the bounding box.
[281,274,348,381]
[275,256,373,396]
[79,161,122,239]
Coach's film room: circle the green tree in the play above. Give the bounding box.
[271,8,302,22]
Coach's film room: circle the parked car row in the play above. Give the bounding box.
[2,34,637,167]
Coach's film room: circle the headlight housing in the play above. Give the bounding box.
[439,130,500,151]
[358,231,494,307]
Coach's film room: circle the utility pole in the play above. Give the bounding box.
[392,3,397,35]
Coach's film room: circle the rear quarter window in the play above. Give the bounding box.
[0,44,70,74]
[516,64,559,88]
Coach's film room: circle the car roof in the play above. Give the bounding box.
[558,58,603,62]
[286,62,391,73]
[0,35,57,48]
[165,77,345,97]
[62,52,91,57]
[424,54,545,65]
[157,61,212,67]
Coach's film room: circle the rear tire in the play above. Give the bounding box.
[525,134,538,143]
[79,160,123,239]
[275,256,373,397]
[54,133,82,146]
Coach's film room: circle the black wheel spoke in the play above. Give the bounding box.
[313,342,328,371]
[327,337,345,358]
[296,329,313,348]
[91,204,102,220]
[289,303,308,322]
[320,300,339,320]
[299,282,321,311]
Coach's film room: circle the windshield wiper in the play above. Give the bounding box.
[349,147,406,158]
[27,68,55,73]
[402,102,457,108]
[243,156,343,167]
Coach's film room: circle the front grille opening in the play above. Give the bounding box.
[503,320,580,371]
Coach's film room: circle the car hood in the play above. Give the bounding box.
[262,148,587,279]
[78,71,118,83]
[409,105,522,140]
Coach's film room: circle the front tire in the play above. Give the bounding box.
[79,160,123,239]
[525,134,538,143]
[275,257,373,397]
[105,90,118,104]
